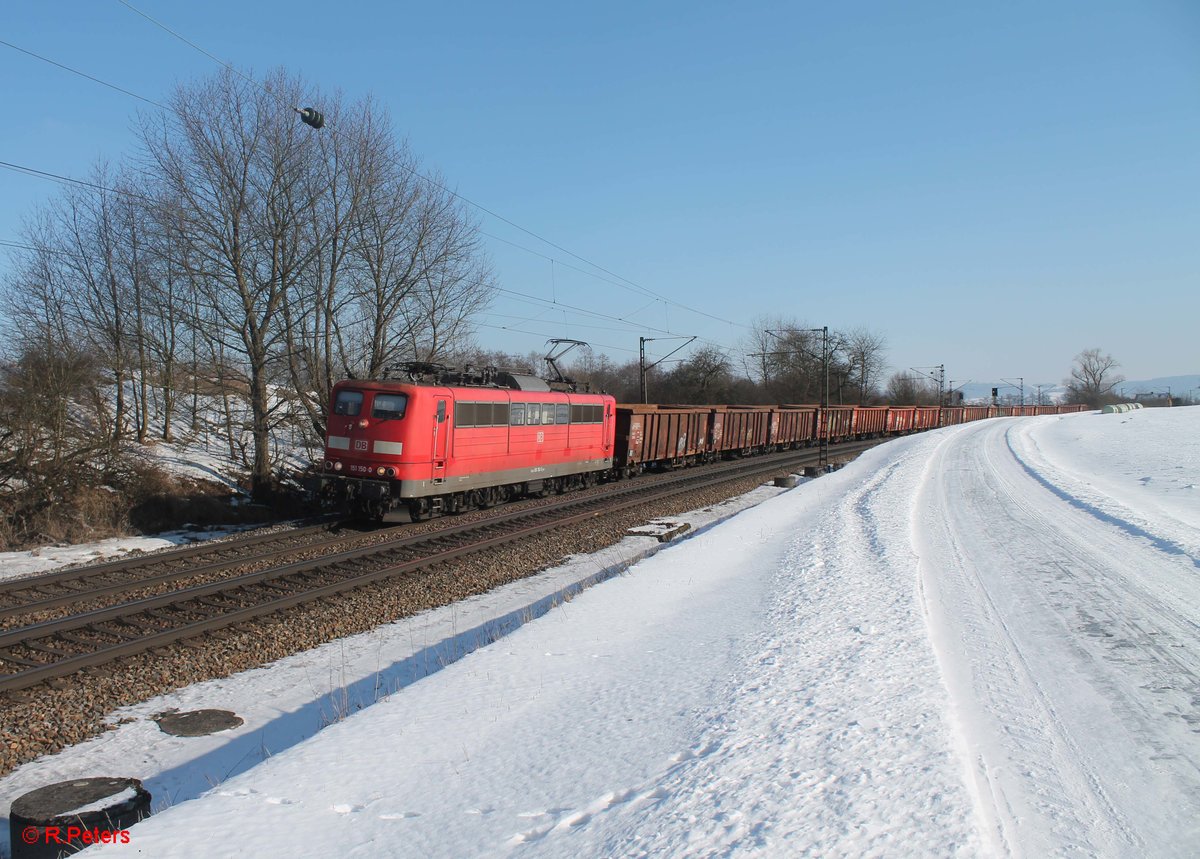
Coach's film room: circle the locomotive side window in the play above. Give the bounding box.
[437,401,447,423]
[542,405,555,425]
[371,393,408,420]
[511,404,525,426]
[556,404,569,424]
[526,404,541,425]
[334,390,364,416]
[455,401,511,427]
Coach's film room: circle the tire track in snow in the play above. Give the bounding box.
[916,418,1200,857]
[1005,423,1200,569]
[554,440,980,858]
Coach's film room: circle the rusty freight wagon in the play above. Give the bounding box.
[886,406,916,434]
[913,407,941,430]
[712,406,773,455]
[818,406,857,442]
[613,404,708,472]
[940,407,966,426]
[852,406,888,437]
[771,405,819,448]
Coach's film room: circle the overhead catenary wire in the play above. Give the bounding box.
[4,8,749,362]
[0,160,156,204]
[0,38,167,109]
[112,0,751,334]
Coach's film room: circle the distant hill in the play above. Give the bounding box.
[1115,375,1200,398]
[944,375,1200,405]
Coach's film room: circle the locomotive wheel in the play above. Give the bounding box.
[408,499,430,522]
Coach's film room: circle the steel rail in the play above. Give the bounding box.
[0,439,879,693]
[0,442,863,622]
[0,521,371,622]
[0,518,340,600]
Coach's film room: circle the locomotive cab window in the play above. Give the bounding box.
[334,390,364,416]
[371,393,408,420]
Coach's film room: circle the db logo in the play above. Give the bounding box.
[355,439,368,451]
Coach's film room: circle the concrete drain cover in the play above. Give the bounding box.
[154,709,243,737]
[10,777,150,858]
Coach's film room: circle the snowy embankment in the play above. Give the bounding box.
[0,526,261,580]
[4,407,1198,857]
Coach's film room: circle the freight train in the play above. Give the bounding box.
[317,363,1085,522]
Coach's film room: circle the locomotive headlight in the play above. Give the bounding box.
[376,466,386,476]
[385,467,396,477]
[358,418,370,429]
[324,460,333,471]
[333,461,343,471]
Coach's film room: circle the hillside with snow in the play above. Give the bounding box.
[2,406,1197,857]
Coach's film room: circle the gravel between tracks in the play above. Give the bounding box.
[0,472,773,778]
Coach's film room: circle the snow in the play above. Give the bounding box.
[59,786,140,819]
[0,526,264,582]
[1,406,1197,857]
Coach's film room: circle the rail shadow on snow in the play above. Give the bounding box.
[0,571,627,853]
[54,500,755,825]
[140,572,623,811]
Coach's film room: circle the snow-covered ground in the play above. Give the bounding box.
[0,526,263,581]
[3,407,1198,857]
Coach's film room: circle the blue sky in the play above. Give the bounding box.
[2,0,1197,386]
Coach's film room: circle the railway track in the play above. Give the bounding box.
[0,518,366,631]
[0,440,877,694]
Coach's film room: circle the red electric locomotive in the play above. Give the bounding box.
[320,365,615,522]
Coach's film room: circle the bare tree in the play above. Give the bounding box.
[741,315,824,403]
[347,166,493,376]
[841,327,888,403]
[139,70,319,497]
[1064,348,1124,407]
[563,352,640,401]
[658,346,736,404]
[884,371,939,405]
[39,166,137,446]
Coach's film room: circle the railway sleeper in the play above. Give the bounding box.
[22,641,74,659]
[56,631,102,648]
[0,648,47,668]
[88,622,136,640]
[195,596,237,611]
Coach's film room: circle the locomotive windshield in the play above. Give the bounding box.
[371,393,408,420]
[333,390,363,416]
